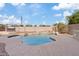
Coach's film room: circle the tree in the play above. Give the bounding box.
[58,23,68,33]
[66,10,79,24]
[0,24,5,31]
[54,23,68,33]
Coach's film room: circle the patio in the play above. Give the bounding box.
[0,34,79,56]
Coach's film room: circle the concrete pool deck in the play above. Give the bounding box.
[0,34,79,56]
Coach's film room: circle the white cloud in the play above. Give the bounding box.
[8,15,20,24]
[56,20,66,24]
[56,11,71,24]
[53,14,62,17]
[2,19,9,24]
[11,3,26,7]
[0,3,5,8]
[72,4,79,10]
[8,15,15,19]
[0,3,5,10]
[63,11,72,18]
[24,20,28,25]
[52,3,79,10]
[0,15,9,24]
[20,3,26,6]
[0,14,21,24]
[15,20,21,24]
[52,6,59,10]
[0,14,29,25]
[52,3,72,10]
[11,3,20,6]
[52,3,79,24]
[0,14,2,17]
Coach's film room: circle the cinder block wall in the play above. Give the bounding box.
[15,27,53,34]
[68,24,79,34]
[74,32,79,40]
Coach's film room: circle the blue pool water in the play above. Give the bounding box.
[20,35,53,45]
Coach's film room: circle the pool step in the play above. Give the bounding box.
[49,37,56,41]
[8,35,19,38]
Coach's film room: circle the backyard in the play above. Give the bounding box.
[0,3,79,56]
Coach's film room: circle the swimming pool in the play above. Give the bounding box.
[20,35,54,45]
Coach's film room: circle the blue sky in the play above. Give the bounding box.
[0,3,79,25]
